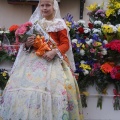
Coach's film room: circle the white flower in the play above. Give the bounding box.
[118,9,120,15]
[85,39,93,45]
[109,25,117,33]
[116,24,120,28]
[80,60,85,64]
[94,20,103,25]
[92,28,101,34]
[83,70,89,75]
[0,31,4,34]
[84,28,91,33]
[4,30,10,34]
[72,39,78,44]
[103,40,108,44]
[80,49,85,56]
[101,48,107,55]
[77,20,85,25]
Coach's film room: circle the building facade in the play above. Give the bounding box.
[0,0,107,29]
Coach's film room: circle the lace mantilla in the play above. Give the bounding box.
[38,18,67,32]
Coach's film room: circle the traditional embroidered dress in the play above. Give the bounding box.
[0,18,84,120]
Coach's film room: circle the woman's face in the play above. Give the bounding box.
[40,0,54,20]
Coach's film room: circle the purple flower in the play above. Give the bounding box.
[95,9,105,15]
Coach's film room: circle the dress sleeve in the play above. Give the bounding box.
[57,29,70,55]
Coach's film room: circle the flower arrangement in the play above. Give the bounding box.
[86,2,106,23]
[0,42,19,63]
[105,0,120,25]
[0,26,20,63]
[0,25,19,44]
[64,5,120,109]
[8,24,19,44]
[15,22,32,43]
[87,0,120,42]
[64,14,110,109]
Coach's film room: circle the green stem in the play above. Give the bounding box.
[97,96,103,109]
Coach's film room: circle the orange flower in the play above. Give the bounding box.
[9,25,19,32]
[101,62,114,74]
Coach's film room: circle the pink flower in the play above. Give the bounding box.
[90,48,96,53]
[15,25,27,36]
[15,21,33,43]
[93,63,100,70]
[24,22,32,27]
[110,67,117,79]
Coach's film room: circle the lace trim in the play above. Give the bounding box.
[38,18,67,32]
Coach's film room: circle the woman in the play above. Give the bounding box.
[0,0,84,119]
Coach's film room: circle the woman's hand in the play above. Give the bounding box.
[25,35,35,48]
[43,49,57,61]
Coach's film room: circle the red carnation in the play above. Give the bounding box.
[88,23,93,29]
[78,27,84,34]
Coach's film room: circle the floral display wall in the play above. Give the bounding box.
[63,0,120,111]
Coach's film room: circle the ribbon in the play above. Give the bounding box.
[33,35,51,56]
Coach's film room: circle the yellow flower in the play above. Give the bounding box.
[86,3,98,11]
[96,42,102,46]
[106,9,115,17]
[102,24,114,34]
[66,21,72,28]
[118,26,120,32]
[81,44,85,49]
[115,2,120,9]
[102,24,109,33]
[2,72,7,77]
[79,64,91,70]
[107,26,114,33]
[76,43,85,48]
[76,43,81,47]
